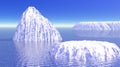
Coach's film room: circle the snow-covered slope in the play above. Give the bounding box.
[50,40,120,66]
[13,6,62,41]
[73,22,120,37]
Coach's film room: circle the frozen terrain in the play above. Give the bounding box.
[13,6,62,41]
[73,22,120,37]
[50,40,120,67]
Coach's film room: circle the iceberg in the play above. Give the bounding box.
[13,6,62,41]
[73,22,120,37]
[50,40,120,67]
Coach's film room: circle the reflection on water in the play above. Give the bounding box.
[14,41,56,67]
[2,40,118,67]
[13,41,120,67]
[1,28,120,67]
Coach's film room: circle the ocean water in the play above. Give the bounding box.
[0,27,120,67]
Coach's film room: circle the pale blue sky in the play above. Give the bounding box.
[0,0,120,25]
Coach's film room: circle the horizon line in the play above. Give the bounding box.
[1,21,120,28]
[0,24,74,28]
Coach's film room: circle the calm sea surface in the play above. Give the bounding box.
[0,27,120,67]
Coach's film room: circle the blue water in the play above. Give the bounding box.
[0,27,120,67]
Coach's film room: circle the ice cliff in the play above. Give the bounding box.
[13,6,62,41]
[50,40,120,66]
[73,22,120,37]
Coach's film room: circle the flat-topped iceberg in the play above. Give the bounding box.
[50,40,120,67]
[73,22,120,37]
[13,6,62,41]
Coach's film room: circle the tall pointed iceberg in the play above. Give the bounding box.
[13,6,62,41]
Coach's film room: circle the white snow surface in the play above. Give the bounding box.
[13,6,62,41]
[73,22,120,37]
[50,40,120,66]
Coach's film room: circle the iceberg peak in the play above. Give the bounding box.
[23,6,42,17]
[13,6,62,41]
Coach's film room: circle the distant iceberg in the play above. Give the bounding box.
[73,22,120,37]
[50,40,120,66]
[13,6,62,41]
